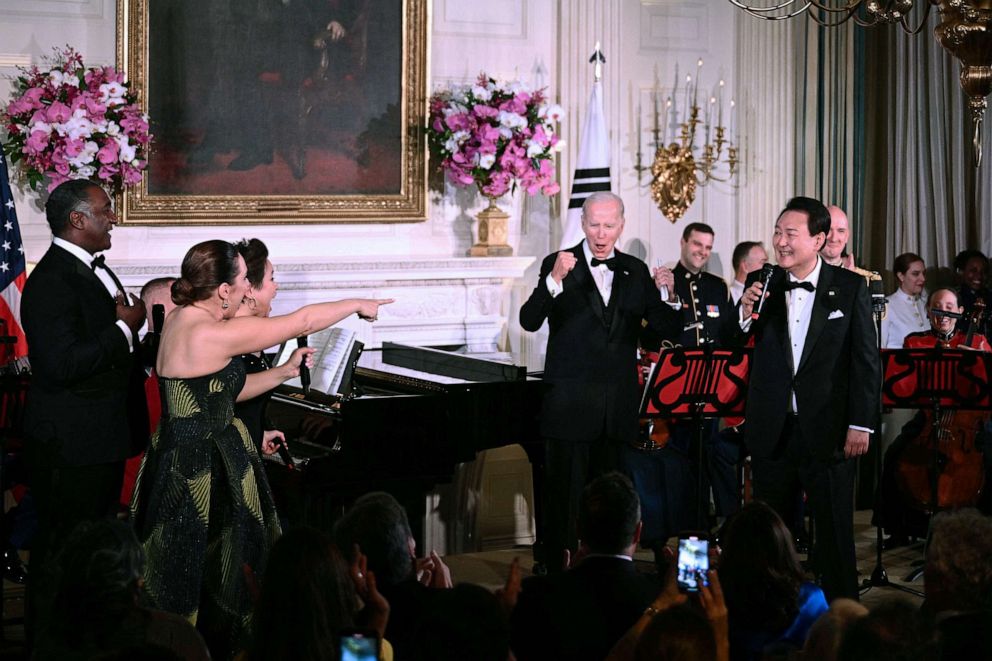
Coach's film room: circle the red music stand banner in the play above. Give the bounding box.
[640,347,751,418]
[881,349,992,410]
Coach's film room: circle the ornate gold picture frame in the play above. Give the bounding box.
[115,0,428,224]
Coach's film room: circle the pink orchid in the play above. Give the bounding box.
[24,131,50,154]
[45,101,72,123]
[96,140,119,164]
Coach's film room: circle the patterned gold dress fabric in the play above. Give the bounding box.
[130,360,281,659]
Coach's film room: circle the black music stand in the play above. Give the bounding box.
[640,347,750,528]
[880,347,992,586]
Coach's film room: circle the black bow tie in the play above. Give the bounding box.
[590,257,617,271]
[90,254,125,296]
[783,280,815,293]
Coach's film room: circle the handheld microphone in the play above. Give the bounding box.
[297,336,311,393]
[276,438,296,470]
[750,264,776,321]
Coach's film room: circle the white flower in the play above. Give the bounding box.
[75,164,96,178]
[99,82,127,106]
[539,104,565,122]
[67,140,99,168]
[471,85,492,101]
[49,70,79,88]
[442,103,469,117]
[552,140,566,153]
[498,126,513,140]
[478,153,496,169]
[63,108,94,141]
[526,140,545,158]
[30,120,54,136]
[443,129,470,154]
[105,121,121,137]
[117,135,136,163]
[498,110,527,129]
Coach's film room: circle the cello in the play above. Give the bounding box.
[894,300,988,512]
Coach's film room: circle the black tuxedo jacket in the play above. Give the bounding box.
[520,243,679,443]
[510,555,661,661]
[21,244,148,467]
[735,263,879,461]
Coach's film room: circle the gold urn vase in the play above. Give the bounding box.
[469,195,513,257]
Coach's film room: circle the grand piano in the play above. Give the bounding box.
[264,342,546,553]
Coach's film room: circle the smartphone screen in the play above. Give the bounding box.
[676,534,710,592]
[339,631,379,661]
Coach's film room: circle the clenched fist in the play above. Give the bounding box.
[551,251,578,284]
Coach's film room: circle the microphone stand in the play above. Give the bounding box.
[860,283,923,598]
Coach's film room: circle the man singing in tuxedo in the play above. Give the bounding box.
[520,191,680,573]
[21,180,148,639]
[736,196,880,601]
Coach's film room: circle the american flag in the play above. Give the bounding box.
[0,152,28,366]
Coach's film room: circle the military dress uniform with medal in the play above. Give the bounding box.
[624,262,735,557]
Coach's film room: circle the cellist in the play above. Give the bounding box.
[872,288,990,549]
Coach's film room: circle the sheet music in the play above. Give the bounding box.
[276,327,357,395]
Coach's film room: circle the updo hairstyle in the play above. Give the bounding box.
[234,238,269,289]
[171,240,241,305]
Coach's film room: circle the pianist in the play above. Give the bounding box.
[519,191,681,573]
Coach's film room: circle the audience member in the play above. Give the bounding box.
[412,583,510,661]
[837,599,937,661]
[510,472,661,661]
[924,508,992,660]
[801,598,867,661]
[34,518,209,661]
[245,526,390,661]
[633,604,717,661]
[718,501,827,660]
[334,492,451,660]
[605,544,727,661]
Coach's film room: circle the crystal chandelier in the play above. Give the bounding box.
[728,1,992,166]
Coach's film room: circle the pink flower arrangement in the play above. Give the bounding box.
[1,47,151,193]
[427,73,563,199]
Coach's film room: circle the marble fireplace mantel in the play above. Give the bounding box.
[117,255,535,352]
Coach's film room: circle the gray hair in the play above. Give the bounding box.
[927,508,992,611]
[581,191,625,218]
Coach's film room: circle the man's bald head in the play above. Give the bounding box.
[821,205,850,265]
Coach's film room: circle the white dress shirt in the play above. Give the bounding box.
[881,288,928,348]
[53,237,134,351]
[730,279,746,305]
[546,240,615,303]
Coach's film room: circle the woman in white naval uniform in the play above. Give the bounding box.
[881,253,927,348]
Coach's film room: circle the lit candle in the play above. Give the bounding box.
[694,58,703,107]
[708,96,716,142]
[718,79,725,128]
[729,99,736,144]
[684,74,692,123]
[638,97,643,151]
[665,97,672,144]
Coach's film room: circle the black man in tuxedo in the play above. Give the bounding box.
[21,180,147,639]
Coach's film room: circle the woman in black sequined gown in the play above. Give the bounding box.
[130,240,392,659]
